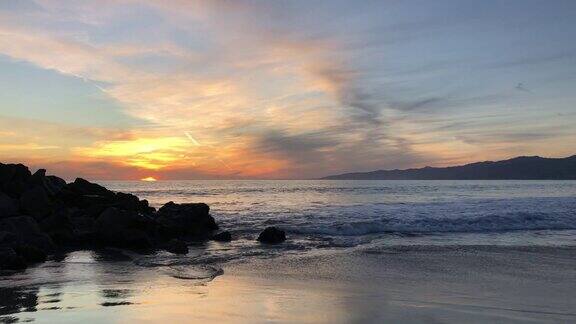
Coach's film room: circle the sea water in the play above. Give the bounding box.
[106,180,576,249]
[2,180,576,323]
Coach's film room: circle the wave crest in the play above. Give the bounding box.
[288,212,576,236]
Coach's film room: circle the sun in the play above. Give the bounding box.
[141,176,157,182]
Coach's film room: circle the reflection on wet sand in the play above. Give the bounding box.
[0,250,144,323]
[0,287,38,322]
[2,246,576,323]
[100,289,134,307]
[0,249,352,324]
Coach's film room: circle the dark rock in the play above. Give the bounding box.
[68,178,114,197]
[13,244,47,264]
[81,194,116,209]
[0,163,32,198]
[70,216,96,233]
[114,192,140,211]
[56,178,117,209]
[0,192,19,219]
[20,186,53,219]
[95,207,154,249]
[29,169,46,185]
[0,216,56,253]
[59,192,113,211]
[154,223,178,240]
[158,201,210,218]
[0,162,223,268]
[69,216,97,245]
[212,231,232,242]
[39,209,74,244]
[164,239,188,254]
[0,247,27,270]
[57,179,154,216]
[0,231,17,246]
[2,180,29,199]
[44,176,67,195]
[157,202,218,238]
[0,163,31,185]
[257,227,286,244]
[54,187,82,208]
[114,192,153,214]
[123,229,153,250]
[82,203,113,218]
[29,169,66,196]
[138,199,156,214]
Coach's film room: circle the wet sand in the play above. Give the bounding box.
[1,245,576,323]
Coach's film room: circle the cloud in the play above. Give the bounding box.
[390,97,447,112]
[253,129,336,164]
[1,0,574,179]
[486,51,576,70]
[310,65,383,125]
[0,20,139,83]
[73,136,192,170]
[0,2,446,179]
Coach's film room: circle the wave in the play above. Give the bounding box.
[287,211,576,236]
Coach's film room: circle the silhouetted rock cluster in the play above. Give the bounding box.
[1,163,288,272]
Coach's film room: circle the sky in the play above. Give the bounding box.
[0,0,575,180]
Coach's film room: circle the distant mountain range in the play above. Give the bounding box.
[322,155,576,180]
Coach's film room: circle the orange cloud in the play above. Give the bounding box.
[74,137,191,170]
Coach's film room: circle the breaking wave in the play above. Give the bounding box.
[288,211,576,236]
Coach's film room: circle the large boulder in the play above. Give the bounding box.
[0,163,31,184]
[0,192,19,218]
[67,178,114,197]
[45,175,67,195]
[114,192,155,214]
[257,227,286,244]
[114,192,140,211]
[0,216,55,252]
[156,202,218,238]
[0,163,32,198]
[20,186,53,219]
[94,207,154,249]
[57,178,116,209]
[39,209,74,244]
[65,216,97,246]
[58,178,154,216]
[29,169,66,196]
[123,229,153,250]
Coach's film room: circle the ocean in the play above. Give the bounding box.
[2,180,576,323]
[108,179,576,248]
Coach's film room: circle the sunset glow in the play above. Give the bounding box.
[141,177,158,182]
[1,1,575,180]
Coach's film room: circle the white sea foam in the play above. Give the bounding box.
[287,211,576,236]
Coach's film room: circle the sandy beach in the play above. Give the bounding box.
[2,244,576,323]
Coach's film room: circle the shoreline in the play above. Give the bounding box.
[1,245,575,323]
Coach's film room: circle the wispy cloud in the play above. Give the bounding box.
[0,0,575,178]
